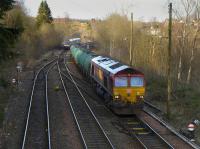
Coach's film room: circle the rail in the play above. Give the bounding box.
[64,58,114,148]
[45,63,57,149]
[59,57,114,148]
[57,62,87,148]
[144,108,200,149]
[139,117,174,148]
[21,59,56,149]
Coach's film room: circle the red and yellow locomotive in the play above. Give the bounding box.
[90,56,145,114]
[70,45,145,114]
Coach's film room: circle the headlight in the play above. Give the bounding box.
[139,95,144,99]
[136,95,144,99]
[114,95,120,99]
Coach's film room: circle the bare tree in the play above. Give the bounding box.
[173,0,200,84]
[186,0,200,83]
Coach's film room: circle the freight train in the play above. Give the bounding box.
[70,44,145,114]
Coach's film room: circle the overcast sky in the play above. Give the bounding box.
[23,0,172,21]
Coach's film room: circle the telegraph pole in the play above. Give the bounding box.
[167,3,172,119]
[129,12,133,65]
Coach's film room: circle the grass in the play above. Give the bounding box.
[0,78,8,88]
[146,78,200,142]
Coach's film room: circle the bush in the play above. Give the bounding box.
[16,21,64,61]
[39,23,64,50]
[2,3,64,63]
[0,77,8,88]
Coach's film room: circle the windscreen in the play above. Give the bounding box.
[114,77,128,87]
[130,77,144,87]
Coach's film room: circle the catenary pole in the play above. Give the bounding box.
[129,12,133,65]
[167,3,172,119]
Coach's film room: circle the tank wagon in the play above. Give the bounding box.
[70,45,145,114]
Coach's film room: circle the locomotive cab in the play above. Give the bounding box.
[90,55,145,114]
[113,75,145,103]
[112,68,145,109]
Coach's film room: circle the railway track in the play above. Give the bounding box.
[117,116,173,149]
[57,58,114,149]
[45,63,57,149]
[21,59,56,149]
[143,101,200,148]
[140,109,200,149]
[144,100,164,115]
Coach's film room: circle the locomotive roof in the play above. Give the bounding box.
[91,56,130,75]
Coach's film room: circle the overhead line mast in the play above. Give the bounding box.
[167,2,172,119]
[130,12,133,65]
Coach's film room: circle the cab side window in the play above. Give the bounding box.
[114,77,128,87]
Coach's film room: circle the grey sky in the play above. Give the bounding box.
[23,0,171,21]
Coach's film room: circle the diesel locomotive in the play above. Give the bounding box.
[70,44,145,114]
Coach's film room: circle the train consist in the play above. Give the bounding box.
[70,44,145,114]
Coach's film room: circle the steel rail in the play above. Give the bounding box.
[21,59,56,149]
[45,63,57,149]
[133,133,148,149]
[63,58,115,149]
[138,116,175,149]
[142,99,200,148]
[144,109,200,149]
[60,71,95,99]
[57,62,87,149]
[144,100,164,114]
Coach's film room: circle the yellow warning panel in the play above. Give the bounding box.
[132,127,145,131]
[137,132,150,135]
